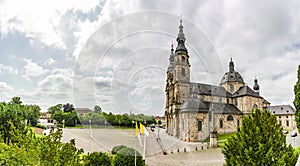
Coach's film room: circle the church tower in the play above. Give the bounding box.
[173,18,190,104]
[165,18,190,137]
[220,58,245,94]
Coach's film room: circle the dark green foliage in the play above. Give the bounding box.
[112,146,144,166]
[222,109,298,166]
[112,145,127,154]
[84,152,111,166]
[94,105,102,113]
[294,65,300,131]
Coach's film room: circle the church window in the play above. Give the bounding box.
[198,121,202,132]
[279,116,281,118]
[227,115,233,121]
[234,99,238,106]
[182,56,185,63]
[227,98,230,103]
[219,97,222,103]
[181,68,185,76]
[220,119,223,128]
[209,111,212,121]
[253,104,257,109]
[237,119,240,127]
[286,115,288,118]
[286,120,289,127]
[230,84,234,92]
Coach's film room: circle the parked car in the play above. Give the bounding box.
[291,131,297,137]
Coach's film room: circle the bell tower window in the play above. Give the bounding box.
[181,68,185,76]
[182,56,185,63]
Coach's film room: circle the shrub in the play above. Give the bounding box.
[112,145,127,155]
[84,152,111,166]
[112,146,144,166]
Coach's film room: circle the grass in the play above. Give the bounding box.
[202,133,236,147]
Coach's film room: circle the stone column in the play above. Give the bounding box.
[210,130,218,148]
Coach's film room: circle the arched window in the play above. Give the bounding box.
[198,121,202,132]
[253,104,257,109]
[219,97,222,103]
[237,119,240,126]
[227,115,234,121]
[230,84,234,92]
[286,120,289,127]
[181,68,185,76]
[220,119,223,128]
[234,99,238,106]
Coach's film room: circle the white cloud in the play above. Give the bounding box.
[0,82,14,101]
[22,59,49,81]
[44,58,57,66]
[0,0,104,50]
[0,63,18,75]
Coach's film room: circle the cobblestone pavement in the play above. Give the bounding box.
[62,127,225,165]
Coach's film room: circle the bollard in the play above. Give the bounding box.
[177,148,180,153]
[171,149,173,154]
[195,147,197,151]
[184,148,186,152]
[201,146,203,150]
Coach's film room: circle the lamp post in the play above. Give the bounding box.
[89,120,92,138]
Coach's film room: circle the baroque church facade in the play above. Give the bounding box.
[165,19,270,142]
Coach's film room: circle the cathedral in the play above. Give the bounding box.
[165,19,271,142]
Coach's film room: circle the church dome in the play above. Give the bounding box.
[220,58,244,84]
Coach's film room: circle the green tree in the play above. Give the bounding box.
[222,109,298,165]
[294,65,300,130]
[84,152,111,166]
[24,105,41,126]
[48,104,62,114]
[94,105,102,113]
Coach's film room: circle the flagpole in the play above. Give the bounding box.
[143,133,146,161]
[135,137,137,166]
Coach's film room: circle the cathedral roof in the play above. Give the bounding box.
[181,98,242,115]
[190,82,232,97]
[232,85,262,98]
[220,58,244,84]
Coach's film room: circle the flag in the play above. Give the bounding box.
[135,121,138,137]
[140,123,149,137]
[135,121,142,146]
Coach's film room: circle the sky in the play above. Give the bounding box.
[0,0,300,116]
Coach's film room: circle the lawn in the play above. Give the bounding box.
[203,133,236,148]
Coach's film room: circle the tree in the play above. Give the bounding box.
[63,103,74,112]
[94,105,102,113]
[222,109,298,165]
[48,104,62,114]
[84,152,111,166]
[24,105,41,126]
[294,65,300,130]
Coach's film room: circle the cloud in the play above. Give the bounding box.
[44,58,57,66]
[22,59,49,81]
[0,62,18,75]
[0,82,14,101]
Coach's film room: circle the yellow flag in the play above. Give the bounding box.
[135,121,138,137]
[140,123,144,134]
